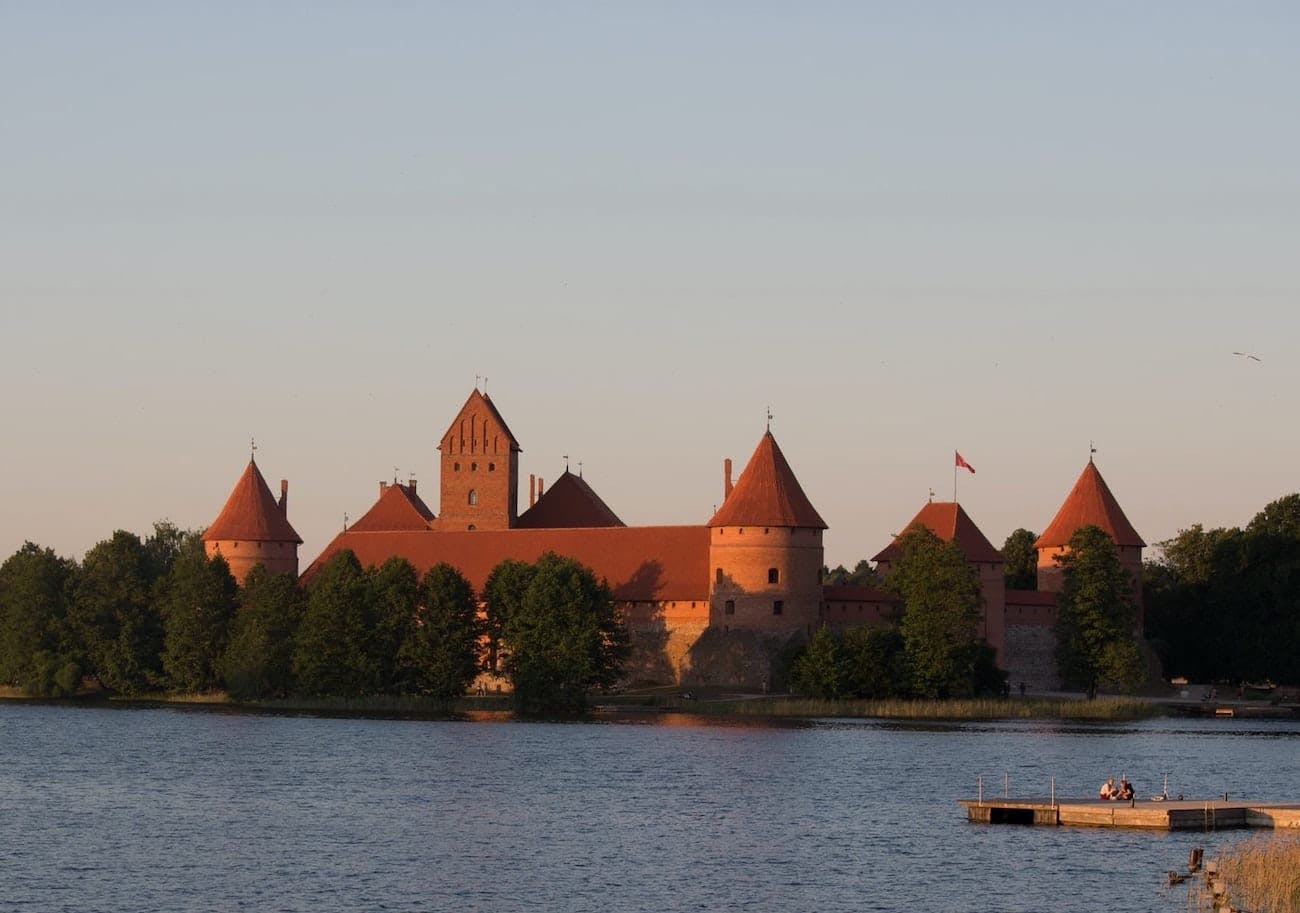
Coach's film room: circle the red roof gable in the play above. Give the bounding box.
[202,460,302,544]
[1035,461,1145,549]
[707,432,826,529]
[347,482,435,532]
[872,501,1003,563]
[302,526,710,602]
[437,389,521,453]
[516,470,625,529]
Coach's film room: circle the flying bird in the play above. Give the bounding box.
[1233,351,1262,362]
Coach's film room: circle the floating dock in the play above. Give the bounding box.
[959,798,1300,830]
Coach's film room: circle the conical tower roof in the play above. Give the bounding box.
[708,431,827,529]
[1035,461,1144,549]
[873,501,1002,563]
[516,469,624,528]
[348,482,435,532]
[202,459,302,544]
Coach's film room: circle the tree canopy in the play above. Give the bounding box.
[884,527,991,698]
[72,531,165,694]
[499,552,629,712]
[0,542,81,696]
[1055,525,1144,697]
[159,535,238,693]
[1002,528,1039,590]
[396,563,480,698]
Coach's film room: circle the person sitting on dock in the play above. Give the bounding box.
[1099,777,1116,800]
[1117,779,1134,801]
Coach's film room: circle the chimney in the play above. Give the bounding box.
[538,477,544,499]
[379,481,388,496]
[723,458,733,500]
[529,473,536,507]
[280,479,289,515]
[408,478,417,494]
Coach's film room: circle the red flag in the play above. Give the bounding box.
[955,451,975,474]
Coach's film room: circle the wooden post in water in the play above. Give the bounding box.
[1004,772,1009,799]
[978,775,983,806]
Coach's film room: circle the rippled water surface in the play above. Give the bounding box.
[1,704,1297,912]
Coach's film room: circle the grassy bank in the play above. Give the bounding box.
[599,692,1162,721]
[1202,835,1300,913]
[2,686,1161,721]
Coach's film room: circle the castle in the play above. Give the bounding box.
[203,388,1145,690]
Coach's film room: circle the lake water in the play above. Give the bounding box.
[1,704,1296,913]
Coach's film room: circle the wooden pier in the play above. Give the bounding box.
[959,797,1300,830]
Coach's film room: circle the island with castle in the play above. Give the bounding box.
[201,387,1146,692]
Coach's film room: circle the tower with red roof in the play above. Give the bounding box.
[707,431,827,631]
[202,457,303,583]
[433,388,521,531]
[1034,458,1145,611]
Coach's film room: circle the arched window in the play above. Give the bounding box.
[454,462,460,471]
[715,568,724,585]
[768,567,779,584]
[471,462,478,471]
[468,489,478,506]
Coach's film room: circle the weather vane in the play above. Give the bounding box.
[766,405,773,431]
[563,453,570,471]
[250,436,257,460]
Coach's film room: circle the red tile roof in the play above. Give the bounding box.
[872,501,1003,563]
[302,525,710,602]
[516,470,625,529]
[437,389,521,453]
[347,482,435,532]
[707,432,827,529]
[1035,461,1145,549]
[202,460,302,544]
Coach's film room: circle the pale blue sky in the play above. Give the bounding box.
[2,2,1297,568]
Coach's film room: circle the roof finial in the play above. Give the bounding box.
[766,405,773,432]
[394,466,400,484]
[475,373,481,391]
[1090,440,1097,464]
[928,487,935,502]
[563,453,570,472]
[250,437,258,462]
[483,375,488,394]
[578,460,583,478]
[343,512,349,531]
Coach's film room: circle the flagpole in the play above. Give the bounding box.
[953,454,958,503]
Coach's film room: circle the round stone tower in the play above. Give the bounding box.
[202,456,302,583]
[706,431,827,633]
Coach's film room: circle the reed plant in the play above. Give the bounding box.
[676,695,1159,721]
[1211,834,1300,913]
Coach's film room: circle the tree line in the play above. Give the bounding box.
[797,523,1148,699]
[0,523,627,711]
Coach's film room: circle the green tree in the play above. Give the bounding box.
[1002,528,1039,590]
[482,558,535,674]
[72,531,164,694]
[144,520,191,581]
[159,537,237,692]
[884,527,986,698]
[1055,525,1144,697]
[840,624,910,698]
[222,566,303,700]
[0,542,81,696]
[789,626,844,698]
[293,550,376,696]
[395,563,480,697]
[501,552,628,712]
[368,557,421,692]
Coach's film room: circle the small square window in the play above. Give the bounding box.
[773,600,784,616]
[724,599,735,616]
